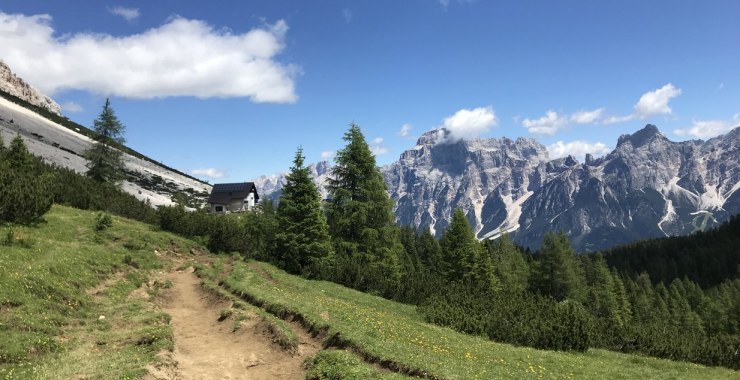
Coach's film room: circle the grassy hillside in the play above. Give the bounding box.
[0,205,197,379]
[1,205,737,379]
[202,259,739,380]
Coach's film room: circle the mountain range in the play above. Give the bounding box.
[257,125,740,252]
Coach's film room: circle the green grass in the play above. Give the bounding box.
[217,260,739,380]
[306,350,410,380]
[0,205,197,379]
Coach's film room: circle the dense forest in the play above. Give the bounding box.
[2,119,738,370]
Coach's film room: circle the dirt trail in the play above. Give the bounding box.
[149,267,315,380]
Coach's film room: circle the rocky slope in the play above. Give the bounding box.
[0,60,61,116]
[0,62,210,207]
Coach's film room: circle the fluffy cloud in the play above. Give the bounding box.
[108,6,140,21]
[398,123,412,137]
[522,110,568,135]
[0,12,298,103]
[523,108,605,135]
[673,114,740,139]
[634,83,681,117]
[605,83,682,124]
[60,101,83,113]
[320,150,335,160]
[437,106,497,143]
[547,140,611,162]
[570,108,604,124]
[192,168,226,178]
[370,137,388,155]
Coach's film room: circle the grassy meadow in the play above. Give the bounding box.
[205,259,739,380]
[0,205,195,379]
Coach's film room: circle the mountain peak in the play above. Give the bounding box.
[617,124,665,148]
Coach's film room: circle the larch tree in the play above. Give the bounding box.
[84,98,126,184]
[326,123,402,294]
[275,147,333,277]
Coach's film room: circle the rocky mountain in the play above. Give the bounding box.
[0,60,61,116]
[0,63,211,207]
[383,130,549,237]
[386,125,740,251]
[256,125,740,252]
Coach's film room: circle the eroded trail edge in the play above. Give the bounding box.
[149,267,312,380]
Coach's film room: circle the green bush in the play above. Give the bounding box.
[94,212,113,231]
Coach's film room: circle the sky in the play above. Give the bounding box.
[1,1,738,182]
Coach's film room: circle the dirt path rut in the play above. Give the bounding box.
[151,268,311,380]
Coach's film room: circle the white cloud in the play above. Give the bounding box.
[547,140,611,162]
[108,6,140,21]
[371,146,389,155]
[673,115,739,139]
[437,106,497,143]
[522,110,567,135]
[601,83,682,124]
[369,137,388,155]
[320,150,335,160]
[718,83,724,90]
[634,83,682,118]
[342,9,352,23]
[0,12,298,103]
[570,108,604,124]
[192,168,226,178]
[398,123,412,137]
[602,114,636,125]
[60,101,83,113]
[439,0,450,9]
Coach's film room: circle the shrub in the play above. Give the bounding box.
[94,212,113,231]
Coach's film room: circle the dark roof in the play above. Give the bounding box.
[208,182,259,204]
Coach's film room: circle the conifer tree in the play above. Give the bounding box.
[488,234,530,293]
[0,134,53,223]
[84,98,126,184]
[440,209,499,291]
[326,123,401,293]
[275,147,333,277]
[534,231,585,301]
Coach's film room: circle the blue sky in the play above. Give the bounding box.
[1,1,738,182]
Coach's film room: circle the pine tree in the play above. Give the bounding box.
[84,98,126,184]
[0,135,53,223]
[488,234,530,293]
[275,147,333,277]
[534,231,585,301]
[326,123,401,293]
[440,209,499,291]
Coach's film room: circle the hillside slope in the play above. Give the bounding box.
[200,259,738,379]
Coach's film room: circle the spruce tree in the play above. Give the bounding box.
[84,98,126,184]
[488,234,530,293]
[440,209,499,291]
[534,231,585,301]
[275,147,333,277]
[326,123,401,294]
[0,135,53,223]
